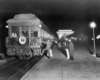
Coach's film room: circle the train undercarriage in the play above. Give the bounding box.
[7,46,41,59]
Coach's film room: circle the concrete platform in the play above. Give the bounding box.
[20,47,100,80]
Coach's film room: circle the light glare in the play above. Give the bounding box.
[6,25,9,28]
[90,22,96,28]
[39,24,42,28]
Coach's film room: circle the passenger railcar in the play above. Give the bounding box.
[77,34,88,42]
[5,13,54,59]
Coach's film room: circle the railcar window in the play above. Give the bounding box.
[21,26,28,37]
[11,26,19,37]
[22,31,28,37]
[31,31,38,37]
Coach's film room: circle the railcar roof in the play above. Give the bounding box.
[7,13,41,23]
[6,13,57,39]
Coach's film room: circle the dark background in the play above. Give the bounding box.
[0,0,100,53]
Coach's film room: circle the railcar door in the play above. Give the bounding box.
[30,25,41,56]
[30,25,41,46]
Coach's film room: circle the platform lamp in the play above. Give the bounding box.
[39,23,42,43]
[90,21,96,57]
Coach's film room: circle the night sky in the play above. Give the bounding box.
[0,0,100,38]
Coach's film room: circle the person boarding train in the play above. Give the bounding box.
[41,39,53,58]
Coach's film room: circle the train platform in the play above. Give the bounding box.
[20,47,100,80]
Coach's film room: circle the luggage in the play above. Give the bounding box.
[65,49,70,59]
[49,49,53,57]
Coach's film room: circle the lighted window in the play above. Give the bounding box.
[11,26,19,37]
[31,31,38,37]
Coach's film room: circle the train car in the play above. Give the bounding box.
[77,34,88,42]
[5,13,54,59]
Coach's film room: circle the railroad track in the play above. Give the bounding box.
[0,58,18,68]
[0,56,43,80]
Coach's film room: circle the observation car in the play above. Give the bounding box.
[6,13,54,59]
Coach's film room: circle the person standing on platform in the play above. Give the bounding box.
[63,39,70,59]
[61,34,70,59]
[68,39,74,60]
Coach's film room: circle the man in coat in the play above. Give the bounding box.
[68,39,74,60]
